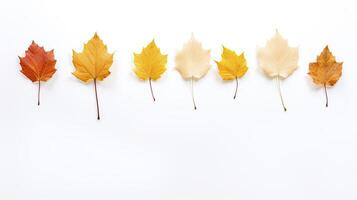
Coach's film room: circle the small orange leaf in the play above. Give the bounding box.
[308,46,343,107]
[19,41,57,105]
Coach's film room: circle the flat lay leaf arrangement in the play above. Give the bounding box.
[19,41,57,106]
[308,46,343,107]
[72,33,114,120]
[215,46,248,99]
[16,31,347,118]
[133,40,168,101]
[175,35,211,110]
[257,31,299,111]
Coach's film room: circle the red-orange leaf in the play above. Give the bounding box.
[19,41,57,105]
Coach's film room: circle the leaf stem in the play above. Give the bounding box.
[233,77,238,99]
[37,80,41,106]
[191,77,197,110]
[149,78,156,102]
[277,76,287,112]
[94,79,100,120]
[324,83,329,107]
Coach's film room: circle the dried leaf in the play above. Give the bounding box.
[19,41,57,105]
[175,35,211,109]
[175,35,211,80]
[133,40,167,101]
[308,46,343,107]
[257,31,299,78]
[257,31,299,111]
[215,46,248,99]
[72,33,114,120]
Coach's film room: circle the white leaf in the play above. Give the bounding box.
[257,30,299,78]
[175,35,211,79]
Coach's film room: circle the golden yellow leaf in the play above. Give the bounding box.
[133,40,167,101]
[72,33,114,120]
[215,46,248,99]
[134,40,167,80]
[308,46,343,107]
[175,35,211,110]
[257,30,299,111]
[72,33,114,82]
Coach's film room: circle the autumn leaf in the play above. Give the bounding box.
[308,46,343,107]
[19,41,57,106]
[133,40,167,101]
[72,33,114,120]
[175,34,211,109]
[257,30,299,111]
[215,46,248,99]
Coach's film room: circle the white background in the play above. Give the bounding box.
[0,0,357,199]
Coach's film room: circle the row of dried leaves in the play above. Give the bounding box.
[18,32,343,119]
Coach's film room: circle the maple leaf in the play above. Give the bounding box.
[257,30,299,111]
[19,41,57,106]
[215,46,248,99]
[133,40,167,101]
[175,34,211,110]
[308,46,343,107]
[72,33,114,120]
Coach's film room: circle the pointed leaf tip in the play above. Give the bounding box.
[93,32,100,39]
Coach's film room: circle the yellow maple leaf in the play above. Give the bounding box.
[72,33,114,120]
[215,46,248,99]
[72,33,114,82]
[308,46,343,107]
[133,40,167,101]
